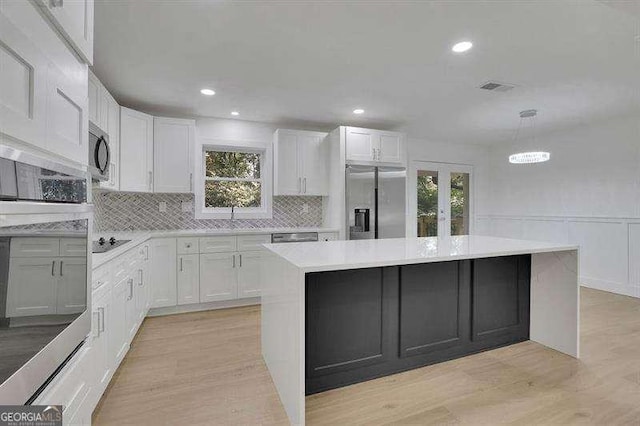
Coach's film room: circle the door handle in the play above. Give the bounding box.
[189,173,193,192]
[59,261,63,276]
[138,269,143,286]
[298,177,301,194]
[98,307,105,333]
[232,254,236,268]
[239,254,242,267]
[303,178,307,194]
[180,257,183,272]
[51,260,55,276]
[148,171,153,190]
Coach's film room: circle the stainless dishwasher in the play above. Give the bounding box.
[271,232,318,243]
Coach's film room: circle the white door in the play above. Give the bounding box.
[153,117,195,193]
[345,127,376,162]
[111,275,129,365]
[378,132,404,164]
[298,133,327,195]
[236,251,262,298]
[120,107,153,192]
[408,161,473,238]
[56,257,87,315]
[177,254,200,305]
[273,130,301,195]
[46,63,88,164]
[0,9,48,150]
[199,253,237,302]
[34,0,94,63]
[6,258,57,317]
[149,238,177,308]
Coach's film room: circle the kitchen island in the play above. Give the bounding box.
[261,236,579,425]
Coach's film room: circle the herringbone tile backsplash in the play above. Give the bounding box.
[93,191,323,231]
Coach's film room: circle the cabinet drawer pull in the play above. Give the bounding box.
[59,261,63,276]
[180,257,183,272]
[51,260,55,276]
[138,269,144,286]
[239,254,242,267]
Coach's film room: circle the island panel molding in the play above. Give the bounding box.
[305,256,531,395]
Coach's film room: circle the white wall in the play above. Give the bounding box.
[478,114,640,298]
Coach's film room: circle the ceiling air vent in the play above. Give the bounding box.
[479,81,516,92]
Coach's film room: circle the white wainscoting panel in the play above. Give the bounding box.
[476,215,639,298]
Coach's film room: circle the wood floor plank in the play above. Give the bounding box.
[93,288,640,425]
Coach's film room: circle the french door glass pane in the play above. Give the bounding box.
[450,172,470,235]
[417,170,438,237]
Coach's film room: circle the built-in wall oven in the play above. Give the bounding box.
[0,145,92,404]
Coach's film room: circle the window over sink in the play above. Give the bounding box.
[195,142,272,219]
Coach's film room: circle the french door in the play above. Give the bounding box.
[408,161,473,238]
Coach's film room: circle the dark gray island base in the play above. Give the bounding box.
[305,255,531,395]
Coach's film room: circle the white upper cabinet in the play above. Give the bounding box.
[120,107,154,192]
[46,63,88,165]
[273,129,328,196]
[345,127,406,165]
[88,72,101,126]
[0,1,90,166]
[101,93,120,190]
[89,71,120,190]
[0,12,48,151]
[153,117,195,193]
[34,0,94,64]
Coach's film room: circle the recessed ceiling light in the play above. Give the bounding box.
[231,111,239,116]
[200,88,215,96]
[451,41,473,53]
[353,108,365,114]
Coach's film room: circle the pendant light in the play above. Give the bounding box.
[508,109,550,164]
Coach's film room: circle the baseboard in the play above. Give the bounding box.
[581,277,639,298]
[147,297,261,317]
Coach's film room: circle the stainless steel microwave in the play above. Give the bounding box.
[0,145,91,404]
[88,122,110,182]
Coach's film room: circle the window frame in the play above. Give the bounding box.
[195,140,272,220]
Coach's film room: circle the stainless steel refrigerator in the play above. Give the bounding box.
[346,165,406,240]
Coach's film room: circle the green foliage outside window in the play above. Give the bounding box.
[204,151,262,208]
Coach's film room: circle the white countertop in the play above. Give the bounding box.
[92,227,339,269]
[263,235,578,273]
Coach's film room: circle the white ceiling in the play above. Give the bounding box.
[93,0,640,145]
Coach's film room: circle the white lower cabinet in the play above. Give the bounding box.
[177,254,199,305]
[88,285,112,410]
[111,274,130,366]
[149,238,177,308]
[237,251,263,298]
[199,253,237,302]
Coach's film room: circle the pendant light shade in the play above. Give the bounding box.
[508,109,550,164]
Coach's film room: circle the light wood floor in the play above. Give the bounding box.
[93,288,640,425]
